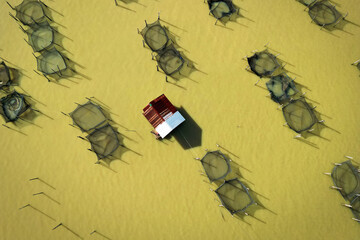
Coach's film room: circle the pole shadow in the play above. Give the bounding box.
[52,223,83,240]
[29,177,56,190]
[90,230,112,240]
[33,192,60,205]
[19,204,56,221]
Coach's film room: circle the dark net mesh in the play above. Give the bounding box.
[70,101,107,132]
[201,150,231,182]
[0,91,30,122]
[140,19,169,52]
[156,45,184,76]
[27,21,54,52]
[266,74,298,103]
[215,178,255,215]
[0,62,11,88]
[331,161,360,200]
[13,0,48,26]
[282,98,318,133]
[296,0,317,6]
[308,0,341,26]
[247,50,280,77]
[36,48,67,76]
[87,124,120,160]
[207,0,236,19]
[350,196,360,222]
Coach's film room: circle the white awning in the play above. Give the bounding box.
[155,111,185,138]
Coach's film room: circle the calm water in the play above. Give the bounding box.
[0,0,360,239]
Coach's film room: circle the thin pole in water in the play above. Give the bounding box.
[19,204,30,210]
[52,223,63,230]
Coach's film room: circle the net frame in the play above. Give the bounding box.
[155,44,184,76]
[69,101,108,132]
[350,196,360,222]
[200,150,231,182]
[331,160,360,201]
[266,73,298,103]
[0,91,30,122]
[207,0,237,20]
[282,98,318,133]
[215,178,255,215]
[247,50,281,78]
[87,124,120,160]
[25,21,55,52]
[11,0,49,26]
[0,61,11,89]
[36,47,67,77]
[308,0,342,26]
[140,19,169,52]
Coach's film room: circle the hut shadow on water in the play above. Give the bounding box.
[171,106,202,150]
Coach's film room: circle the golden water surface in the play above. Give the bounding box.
[1,0,360,239]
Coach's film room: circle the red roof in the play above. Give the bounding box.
[143,94,177,128]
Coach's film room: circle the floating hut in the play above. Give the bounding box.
[143,94,185,138]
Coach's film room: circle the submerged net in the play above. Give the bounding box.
[36,48,67,76]
[308,0,341,26]
[266,74,298,103]
[0,91,30,122]
[156,45,184,76]
[296,0,317,6]
[140,19,169,52]
[207,0,236,20]
[331,161,360,200]
[13,0,48,26]
[350,196,360,222]
[26,21,54,52]
[247,50,280,77]
[0,62,11,88]
[282,98,318,133]
[215,178,255,215]
[70,101,107,132]
[87,124,120,160]
[200,150,231,182]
